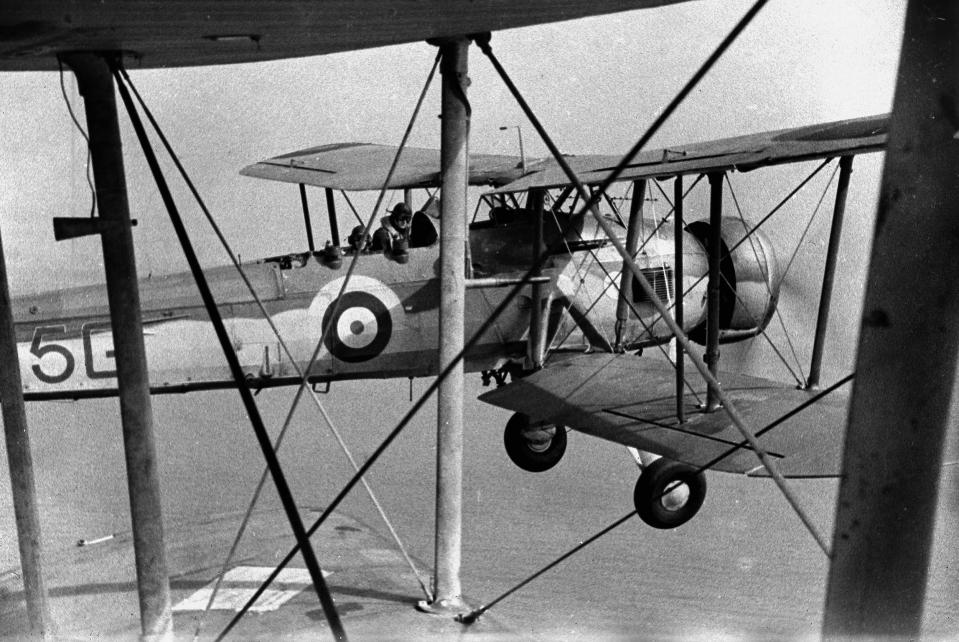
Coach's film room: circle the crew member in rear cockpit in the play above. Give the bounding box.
[347,225,371,252]
[372,202,412,263]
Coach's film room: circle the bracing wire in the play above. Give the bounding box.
[118,64,437,620]
[642,159,831,332]
[216,53,443,638]
[57,58,97,218]
[339,190,366,226]
[478,1,833,557]
[459,372,854,623]
[111,61,346,641]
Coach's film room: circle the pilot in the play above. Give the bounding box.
[372,202,412,263]
[347,224,371,252]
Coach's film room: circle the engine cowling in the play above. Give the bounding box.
[685,217,781,345]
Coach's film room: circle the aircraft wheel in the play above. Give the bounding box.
[633,458,707,529]
[503,412,567,473]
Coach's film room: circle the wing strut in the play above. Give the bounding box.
[705,172,724,411]
[673,176,686,423]
[429,35,471,615]
[298,183,316,252]
[807,155,853,389]
[614,179,645,351]
[325,187,340,246]
[527,188,547,368]
[823,0,959,635]
[475,2,833,556]
[60,53,173,638]
[0,223,50,634]
[111,62,346,640]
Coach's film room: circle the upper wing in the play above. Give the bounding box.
[1,1,691,71]
[479,353,848,477]
[489,114,888,194]
[240,143,526,191]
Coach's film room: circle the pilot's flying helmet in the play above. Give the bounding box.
[390,202,413,226]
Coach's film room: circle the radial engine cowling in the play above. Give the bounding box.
[685,217,781,345]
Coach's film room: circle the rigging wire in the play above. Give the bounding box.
[224,2,777,622]
[542,205,705,404]
[217,52,444,638]
[57,58,97,218]
[642,159,831,332]
[338,190,366,226]
[115,67,437,634]
[230,0,795,627]
[476,0,833,557]
[726,167,840,385]
[459,371,854,623]
[111,61,346,641]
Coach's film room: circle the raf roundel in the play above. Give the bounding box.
[309,276,401,364]
[322,291,393,362]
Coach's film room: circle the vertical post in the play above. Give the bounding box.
[62,53,172,639]
[807,155,853,389]
[0,229,50,637]
[404,188,414,211]
[299,184,316,252]
[615,180,646,351]
[704,172,723,412]
[528,188,545,368]
[430,37,469,613]
[823,1,959,637]
[324,188,340,246]
[673,176,685,424]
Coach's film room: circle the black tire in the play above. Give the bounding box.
[503,412,567,472]
[633,458,707,529]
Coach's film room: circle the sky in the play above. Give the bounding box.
[0,0,907,384]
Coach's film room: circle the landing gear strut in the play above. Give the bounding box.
[503,412,567,472]
[633,458,707,529]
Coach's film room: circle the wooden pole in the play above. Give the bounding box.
[62,53,172,640]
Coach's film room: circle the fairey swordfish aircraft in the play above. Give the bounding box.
[13,114,886,529]
[1,0,955,640]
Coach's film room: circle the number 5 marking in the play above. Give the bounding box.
[30,325,75,384]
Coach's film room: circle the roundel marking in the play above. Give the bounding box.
[321,291,393,362]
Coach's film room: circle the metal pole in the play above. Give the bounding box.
[0,228,50,637]
[823,1,959,636]
[324,188,340,246]
[299,184,316,252]
[807,155,853,390]
[615,180,646,351]
[62,53,172,639]
[673,176,685,423]
[705,172,723,412]
[429,37,469,614]
[528,188,545,368]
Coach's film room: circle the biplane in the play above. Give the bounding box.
[14,114,885,531]
[0,0,954,640]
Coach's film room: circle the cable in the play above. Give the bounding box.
[459,372,853,623]
[117,68,436,638]
[477,1,832,557]
[458,511,638,623]
[111,60,346,641]
[57,57,96,218]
